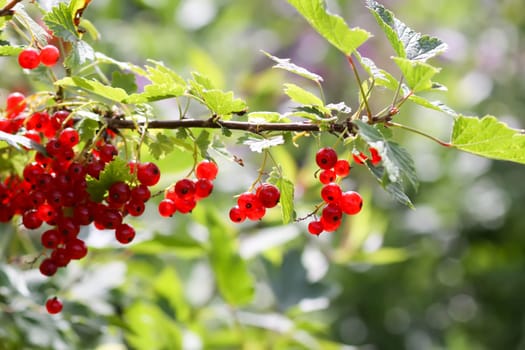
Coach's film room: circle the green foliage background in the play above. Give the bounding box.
[1,0,525,349]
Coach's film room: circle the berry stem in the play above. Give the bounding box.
[387,121,451,147]
[347,55,372,120]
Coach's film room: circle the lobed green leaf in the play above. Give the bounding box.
[0,45,22,56]
[283,83,324,107]
[86,158,132,203]
[451,115,525,164]
[201,90,247,118]
[277,176,295,225]
[56,77,129,102]
[262,50,323,82]
[366,0,447,61]
[287,0,372,55]
[392,57,440,93]
[43,3,78,42]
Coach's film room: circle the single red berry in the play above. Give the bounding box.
[229,205,246,223]
[130,184,151,202]
[18,48,40,69]
[256,183,280,208]
[319,169,336,184]
[173,196,196,214]
[98,143,118,163]
[6,92,26,116]
[115,223,136,244]
[315,147,338,170]
[321,183,342,203]
[58,127,79,148]
[66,239,88,260]
[158,198,176,217]
[195,160,218,180]
[334,159,351,177]
[194,178,214,199]
[369,147,382,165]
[51,247,71,267]
[39,45,60,66]
[320,215,342,232]
[321,203,343,224]
[22,209,43,229]
[45,138,63,158]
[107,181,131,204]
[340,191,363,215]
[352,152,368,165]
[174,178,196,200]
[308,221,324,236]
[45,297,63,314]
[246,203,266,221]
[39,258,58,276]
[125,199,145,216]
[41,229,61,249]
[237,192,261,213]
[137,162,160,186]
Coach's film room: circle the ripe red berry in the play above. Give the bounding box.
[18,48,40,69]
[196,160,218,180]
[66,239,88,260]
[229,205,246,223]
[39,258,58,276]
[334,159,350,177]
[98,143,118,163]
[315,147,338,170]
[174,178,196,200]
[308,221,324,236]
[115,223,136,244]
[41,229,61,249]
[6,92,26,116]
[320,215,342,232]
[237,192,261,212]
[319,169,336,184]
[194,178,214,199]
[39,45,60,66]
[107,181,131,204]
[256,183,280,208]
[340,191,363,215]
[58,127,79,148]
[158,199,176,217]
[321,183,342,203]
[45,297,63,314]
[173,196,196,214]
[50,248,71,267]
[137,162,160,186]
[321,203,343,224]
[22,209,43,229]
[130,184,151,202]
[125,199,145,216]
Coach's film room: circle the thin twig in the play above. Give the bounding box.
[387,121,451,147]
[346,55,372,119]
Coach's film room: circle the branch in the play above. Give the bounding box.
[0,0,22,17]
[104,117,352,134]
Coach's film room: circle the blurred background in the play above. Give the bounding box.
[1,0,525,349]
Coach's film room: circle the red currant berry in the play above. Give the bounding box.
[194,178,214,199]
[130,184,151,202]
[18,48,40,69]
[51,248,71,267]
[195,160,218,180]
[58,127,79,148]
[319,169,336,184]
[315,147,338,170]
[115,223,135,244]
[352,152,368,165]
[6,92,26,116]
[125,199,145,216]
[158,198,176,217]
[41,229,61,249]
[246,203,266,221]
[107,181,131,204]
[39,258,58,276]
[137,162,160,186]
[174,178,196,200]
[229,205,246,223]
[45,297,63,314]
[369,147,382,165]
[39,45,60,66]
[321,203,343,224]
[66,239,88,260]
[174,196,196,214]
[22,209,43,229]
[308,221,324,236]
[320,215,342,232]
[256,183,280,208]
[98,143,118,163]
[321,183,342,203]
[334,159,350,177]
[340,191,363,215]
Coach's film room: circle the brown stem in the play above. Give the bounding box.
[0,0,22,17]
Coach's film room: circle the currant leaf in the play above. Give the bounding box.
[392,57,441,93]
[0,44,22,56]
[56,77,129,102]
[153,267,191,323]
[87,158,132,203]
[262,50,323,82]
[43,2,78,42]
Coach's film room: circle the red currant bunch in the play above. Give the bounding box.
[158,160,218,217]
[229,183,280,223]
[307,147,363,236]
[17,44,60,70]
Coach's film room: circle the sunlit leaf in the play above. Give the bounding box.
[0,44,22,56]
[287,0,372,55]
[392,57,440,93]
[153,267,191,322]
[284,83,324,107]
[262,50,323,82]
[43,2,78,42]
[0,130,44,153]
[56,77,129,102]
[408,95,457,116]
[201,90,247,118]
[451,115,525,164]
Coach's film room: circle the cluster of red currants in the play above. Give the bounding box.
[307,147,363,236]
[18,45,60,70]
[0,92,161,313]
[158,160,218,217]
[229,183,280,223]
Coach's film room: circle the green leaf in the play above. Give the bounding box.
[65,40,95,67]
[43,2,78,42]
[352,248,409,265]
[207,209,254,306]
[188,48,225,89]
[201,90,247,118]
[0,45,22,56]
[276,176,295,224]
[0,130,45,153]
[287,0,372,55]
[355,53,399,90]
[153,267,191,323]
[86,158,132,202]
[283,83,324,107]
[195,130,211,159]
[392,57,440,92]
[124,302,182,350]
[56,77,129,102]
[126,62,186,103]
[145,131,187,160]
[76,116,99,143]
[111,71,137,94]
[451,115,525,164]
[14,7,50,47]
[243,135,285,153]
[408,95,457,116]
[366,0,447,61]
[262,50,323,82]
[247,112,286,123]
